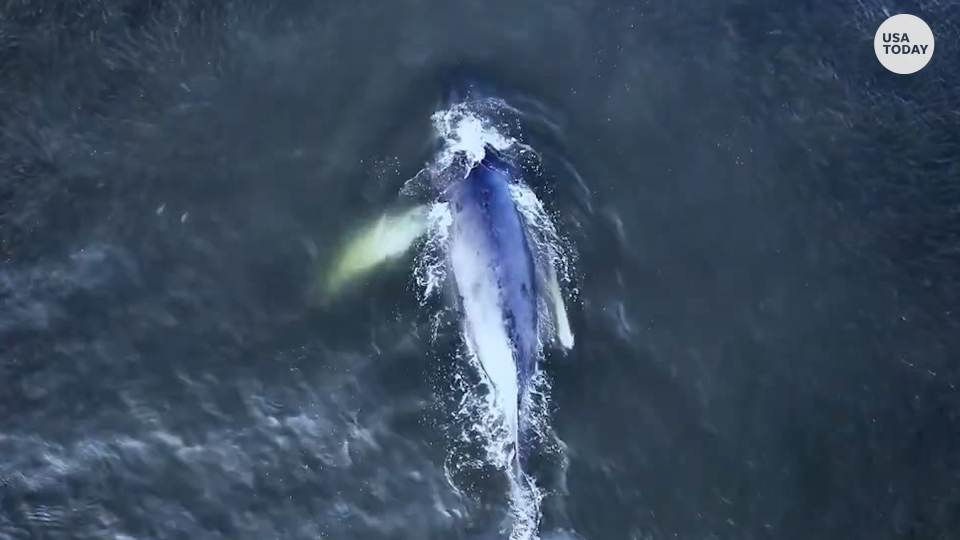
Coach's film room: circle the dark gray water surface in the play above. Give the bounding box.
[2,1,959,539]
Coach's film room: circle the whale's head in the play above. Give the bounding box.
[435,144,520,202]
[430,69,517,194]
[477,144,520,180]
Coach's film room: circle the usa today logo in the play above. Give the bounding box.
[874,14,935,74]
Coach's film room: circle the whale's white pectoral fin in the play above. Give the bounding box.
[545,262,574,350]
[321,205,432,298]
[538,258,574,351]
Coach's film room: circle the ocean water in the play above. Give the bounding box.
[2,1,959,539]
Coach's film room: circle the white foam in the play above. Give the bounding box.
[430,101,516,171]
[414,202,453,304]
[508,182,574,287]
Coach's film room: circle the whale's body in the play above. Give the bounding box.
[448,147,540,465]
[322,78,574,528]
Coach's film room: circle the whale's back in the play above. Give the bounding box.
[449,149,539,422]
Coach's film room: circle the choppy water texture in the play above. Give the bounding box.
[2,1,960,539]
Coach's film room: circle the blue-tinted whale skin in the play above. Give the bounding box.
[450,147,540,396]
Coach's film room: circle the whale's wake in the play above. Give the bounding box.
[407,99,575,540]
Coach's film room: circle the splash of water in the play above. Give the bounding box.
[431,101,517,170]
[413,202,454,302]
[402,99,523,201]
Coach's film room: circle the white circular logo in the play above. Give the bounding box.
[874,14,935,74]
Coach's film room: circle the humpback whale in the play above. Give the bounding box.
[322,77,574,535]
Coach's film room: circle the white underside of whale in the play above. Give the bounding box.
[448,221,522,451]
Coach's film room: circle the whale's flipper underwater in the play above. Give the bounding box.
[321,78,576,539]
[320,205,432,297]
[538,254,575,350]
